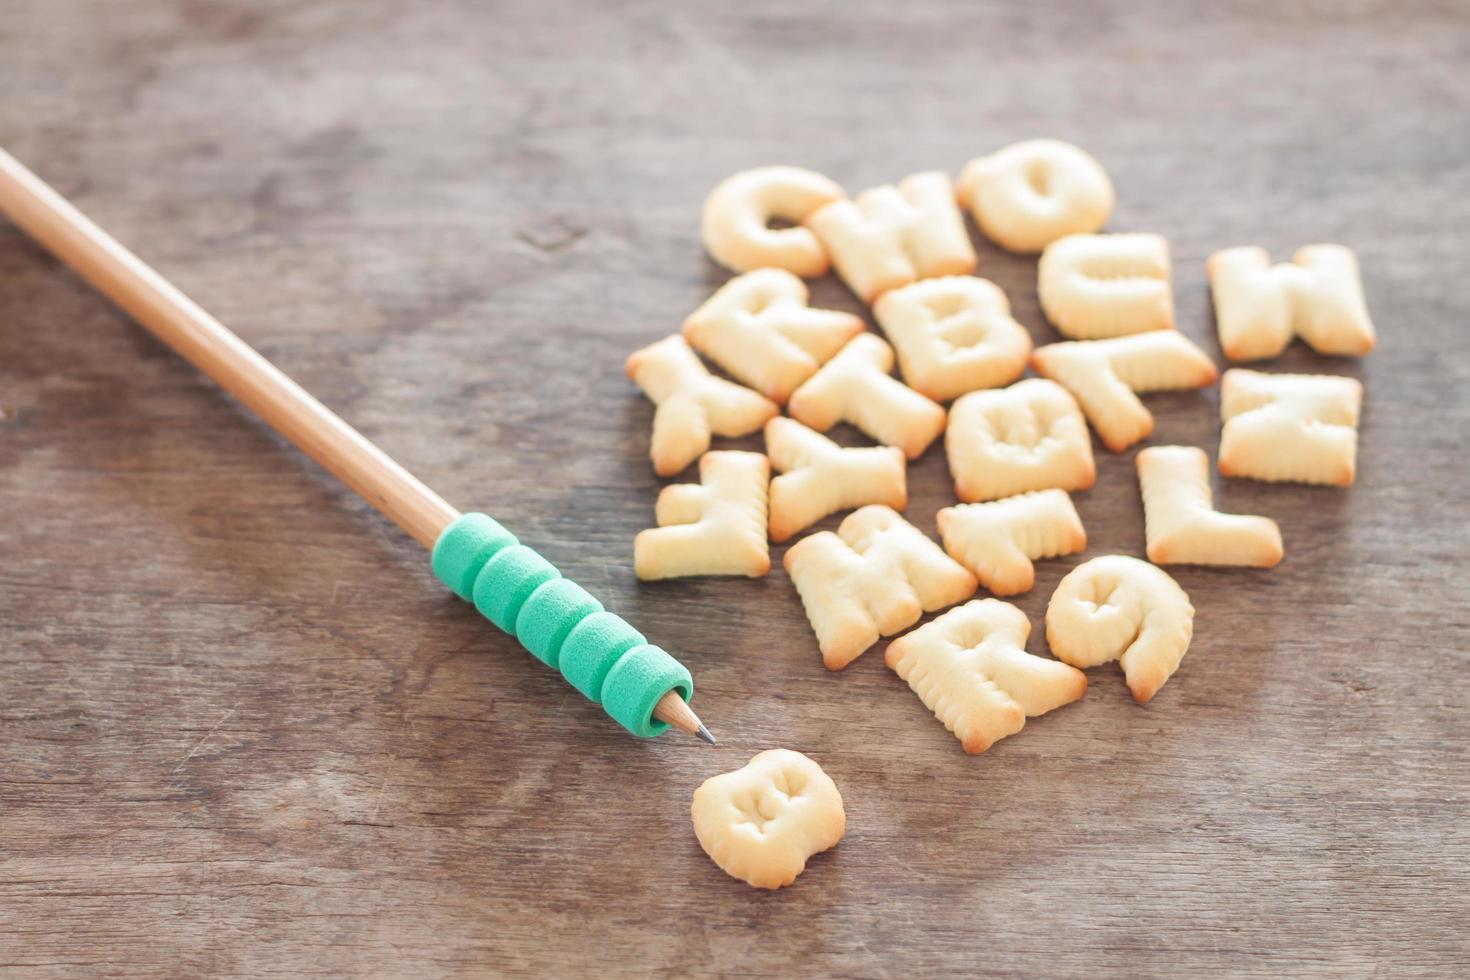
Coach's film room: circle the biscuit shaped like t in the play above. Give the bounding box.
[1218,369,1362,486]
[1039,233,1174,338]
[1137,445,1283,567]
[946,378,1095,502]
[1208,244,1375,361]
[765,417,907,544]
[701,166,844,277]
[956,139,1115,254]
[937,490,1087,596]
[634,451,770,580]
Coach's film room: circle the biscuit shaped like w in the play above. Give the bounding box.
[1138,446,1283,567]
[625,335,778,476]
[1039,233,1174,338]
[872,276,1032,402]
[701,166,844,278]
[886,599,1087,754]
[691,749,845,890]
[1218,369,1363,486]
[955,139,1115,254]
[765,417,907,543]
[1046,555,1194,703]
[937,490,1087,596]
[804,171,976,303]
[634,451,770,580]
[785,505,977,670]
[1208,244,1375,361]
[1031,331,1218,453]
[946,379,1095,503]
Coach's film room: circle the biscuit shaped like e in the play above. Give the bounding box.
[872,276,1032,402]
[956,140,1115,254]
[804,171,976,303]
[1137,445,1283,567]
[1046,555,1194,703]
[691,749,845,890]
[937,490,1087,596]
[683,269,864,403]
[1031,331,1219,453]
[946,379,1095,503]
[785,506,977,670]
[635,451,770,580]
[886,599,1087,754]
[1208,244,1375,361]
[765,417,907,543]
[701,167,844,277]
[625,335,778,476]
[1039,233,1174,338]
[1218,369,1362,486]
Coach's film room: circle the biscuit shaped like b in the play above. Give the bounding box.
[635,451,770,580]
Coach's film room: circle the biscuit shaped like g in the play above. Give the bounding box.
[765,417,907,543]
[956,140,1115,254]
[1218,369,1363,486]
[1039,233,1174,338]
[691,749,845,890]
[946,379,1095,502]
[1046,555,1194,703]
[1137,446,1283,567]
[1208,244,1375,361]
[634,451,770,580]
[937,490,1087,596]
[701,166,844,277]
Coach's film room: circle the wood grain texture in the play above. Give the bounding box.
[2,0,1467,976]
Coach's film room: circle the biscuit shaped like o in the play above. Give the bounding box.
[956,140,1114,254]
[701,167,844,277]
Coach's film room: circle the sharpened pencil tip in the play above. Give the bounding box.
[695,723,716,745]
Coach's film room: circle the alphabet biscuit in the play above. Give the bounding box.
[1039,233,1174,339]
[765,417,907,543]
[936,490,1087,596]
[701,166,844,277]
[634,451,771,580]
[1218,369,1363,486]
[946,379,1095,502]
[1136,445,1283,567]
[1207,244,1375,361]
[956,139,1115,254]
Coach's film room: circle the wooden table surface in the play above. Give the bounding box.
[3,1,1467,976]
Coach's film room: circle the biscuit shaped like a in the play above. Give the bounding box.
[1039,233,1174,338]
[788,333,947,460]
[1138,446,1283,567]
[1046,555,1194,703]
[946,378,1095,502]
[956,139,1114,254]
[691,749,845,890]
[937,490,1087,596]
[804,171,976,303]
[873,276,1032,402]
[1208,244,1375,361]
[785,506,977,670]
[625,335,778,476]
[682,269,864,404]
[1218,369,1362,486]
[635,451,770,580]
[1031,331,1218,453]
[765,417,907,543]
[886,599,1087,754]
[701,166,844,277]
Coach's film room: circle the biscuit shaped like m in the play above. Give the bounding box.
[872,276,1032,402]
[956,139,1115,254]
[1218,369,1363,486]
[946,379,1095,503]
[1046,555,1194,703]
[625,335,778,476]
[785,506,977,670]
[765,417,907,543]
[701,166,844,277]
[1031,331,1219,453]
[635,451,770,580]
[1208,244,1375,361]
[937,490,1087,596]
[1039,233,1174,338]
[886,599,1087,754]
[1138,446,1283,567]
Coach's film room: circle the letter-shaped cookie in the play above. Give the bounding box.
[1038,233,1174,338]
[1218,369,1363,486]
[788,333,947,460]
[1137,446,1283,567]
[682,269,864,404]
[1031,332,1219,453]
[1207,244,1375,360]
[872,276,1032,402]
[691,749,845,890]
[701,166,844,277]
[625,335,778,476]
[1046,555,1194,703]
[956,140,1115,254]
[634,451,771,580]
[886,599,1087,754]
[804,171,977,303]
[946,379,1095,503]
[936,490,1087,596]
[765,417,907,543]
[784,505,978,670]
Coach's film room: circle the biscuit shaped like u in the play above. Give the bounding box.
[1208,244,1374,361]
[634,450,771,580]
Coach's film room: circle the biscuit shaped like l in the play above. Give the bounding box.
[1137,446,1283,567]
[937,490,1087,596]
[785,506,977,670]
[872,276,1032,402]
[886,599,1087,754]
[701,166,844,277]
[634,451,771,580]
[946,379,1095,503]
[804,171,976,303]
[691,749,845,890]
[788,333,947,460]
[1039,233,1174,338]
[1046,555,1194,703]
[1031,331,1219,453]
[766,417,907,543]
[1218,369,1363,486]
[1208,244,1375,361]
[955,140,1115,254]
[683,269,864,403]
[625,335,778,476]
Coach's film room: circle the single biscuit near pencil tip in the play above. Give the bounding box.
[701,166,844,277]
[956,140,1114,254]
[1217,369,1363,486]
[634,450,770,580]
[765,417,907,543]
[937,490,1087,596]
[1137,445,1283,567]
[1038,232,1174,339]
[946,378,1095,503]
[1207,244,1375,361]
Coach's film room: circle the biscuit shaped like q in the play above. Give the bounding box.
[1039,233,1174,339]
[1218,369,1363,486]
[946,379,1095,502]
[634,451,770,580]
[1208,244,1375,361]
[956,139,1115,254]
[937,490,1087,596]
[701,166,844,277]
[765,417,907,543]
[1137,446,1283,567]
